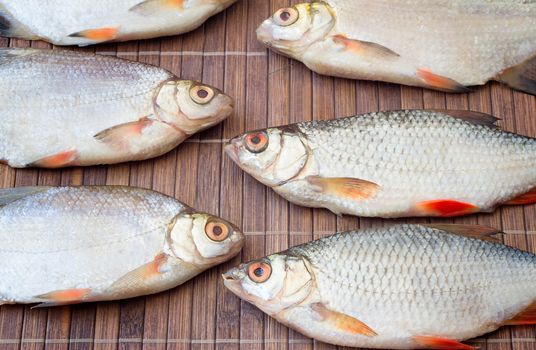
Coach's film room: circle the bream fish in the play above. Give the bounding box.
[0,0,236,46]
[0,48,233,168]
[225,110,536,218]
[0,186,244,306]
[224,224,536,349]
[257,0,536,95]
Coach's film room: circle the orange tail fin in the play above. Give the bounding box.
[505,187,536,205]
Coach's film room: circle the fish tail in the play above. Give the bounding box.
[0,5,37,39]
[497,56,536,96]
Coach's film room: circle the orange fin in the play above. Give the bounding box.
[27,149,78,168]
[429,110,499,128]
[68,27,119,42]
[34,288,92,307]
[413,335,476,350]
[506,187,536,205]
[504,301,536,325]
[415,200,478,217]
[311,303,377,337]
[497,55,536,96]
[106,253,169,293]
[307,176,379,201]
[417,68,470,93]
[94,117,154,150]
[130,0,184,15]
[423,224,502,243]
[332,34,399,59]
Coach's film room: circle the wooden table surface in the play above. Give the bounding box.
[1,1,535,349]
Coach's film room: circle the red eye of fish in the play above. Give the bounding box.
[273,7,299,26]
[205,221,231,242]
[244,132,269,153]
[190,85,215,104]
[248,261,272,283]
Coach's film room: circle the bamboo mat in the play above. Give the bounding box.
[1,1,536,349]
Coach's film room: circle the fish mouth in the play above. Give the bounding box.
[222,270,245,296]
[256,22,274,45]
[224,140,241,165]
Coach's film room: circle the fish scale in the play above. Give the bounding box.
[224,225,536,348]
[277,110,536,217]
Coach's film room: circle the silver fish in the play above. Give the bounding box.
[257,0,536,95]
[0,0,236,46]
[225,110,536,218]
[0,186,244,306]
[0,48,233,168]
[224,224,536,349]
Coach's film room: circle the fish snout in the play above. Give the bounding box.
[222,267,245,294]
[256,21,275,45]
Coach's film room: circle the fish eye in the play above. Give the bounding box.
[205,220,231,242]
[244,131,269,153]
[190,85,215,105]
[273,7,299,27]
[248,261,272,283]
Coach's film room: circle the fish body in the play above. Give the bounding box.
[226,110,536,218]
[223,224,536,349]
[0,48,233,168]
[257,0,536,95]
[0,0,236,45]
[0,186,244,306]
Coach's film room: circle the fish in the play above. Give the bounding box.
[0,0,236,46]
[0,48,234,168]
[223,224,536,349]
[225,109,536,218]
[257,0,536,95]
[0,186,244,306]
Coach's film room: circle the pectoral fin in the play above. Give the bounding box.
[0,187,50,207]
[307,176,379,201]
[94,117,155,151]
[68,27,119,42]
[332,34,400,59]
[504,301,536,325]
[34,288,93,307]
[423,224,502,243]
[417,68,469,93]
[311,303,377,337]
[413,335,475,350]
[497,56,536,96]
[130,0,185,15]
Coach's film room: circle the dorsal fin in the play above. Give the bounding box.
[0,187,51,207]
[429,110,500,128]
[423,224,502,243]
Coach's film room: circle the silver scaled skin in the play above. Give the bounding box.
[225,110,536,218]
[257,0,536,94]
[223,224,536,349]
[0,186,244,306]
[0,48,234,168]
[0,0,237,46]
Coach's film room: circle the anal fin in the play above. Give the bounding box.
[497,56,536,96]
[0,5,37,39]
[27,149,79,168]
[413,335,476,350]
[417,68,470,93]
[311,303,377,337]
[34,288,92,307]
[504,300,536,325]
[505,187,536,205]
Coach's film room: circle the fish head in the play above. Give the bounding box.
[256,2,336,58]
[159,80,234,135]
[225,126,310,187]
[223,253,315,315]
[168,212,244,267]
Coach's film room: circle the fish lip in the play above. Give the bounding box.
[224,140,241,165]
[222,270,244,295]
[256,21,274,45]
